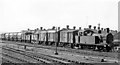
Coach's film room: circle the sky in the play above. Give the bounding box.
[0,0,119,33]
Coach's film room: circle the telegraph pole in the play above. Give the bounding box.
[55,27,58,55]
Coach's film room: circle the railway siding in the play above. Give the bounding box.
[3,43,118,63]
[2,40,118,59]
[4,42,118,62]
[2,46,75,64]
[2,50,39,63]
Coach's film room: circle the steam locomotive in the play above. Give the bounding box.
[0,25,118,52]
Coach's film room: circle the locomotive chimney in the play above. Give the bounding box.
[106,28,110,33]
[93,26,96,30]
[73,26,76,30]
[66,25,69,29]
[40,27,43,30]
[79,27,81,30]
[88,25,92,29]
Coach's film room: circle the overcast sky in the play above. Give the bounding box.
[0,0,119,33]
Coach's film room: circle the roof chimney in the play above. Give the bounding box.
[66,25,69,29]
[88,25,92,29]
[73,26,76,30]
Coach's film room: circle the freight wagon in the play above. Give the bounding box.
[31,30,39,44]
[38,29,48,45]
[59,29,78,48]
[0,33,6,40]
[0,25,118,52]
[47,29,57,45]
[17,32,22,42]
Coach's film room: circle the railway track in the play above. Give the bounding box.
[2,53,29,63]
[1,40,118,63]
[2,46,81,64]
[3,40,118,59]
[2,58,11,63]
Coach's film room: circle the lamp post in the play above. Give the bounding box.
[55,27,58,55]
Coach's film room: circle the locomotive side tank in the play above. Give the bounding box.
[79,26,98,45]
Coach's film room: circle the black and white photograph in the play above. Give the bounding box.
[0,0,119,65]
